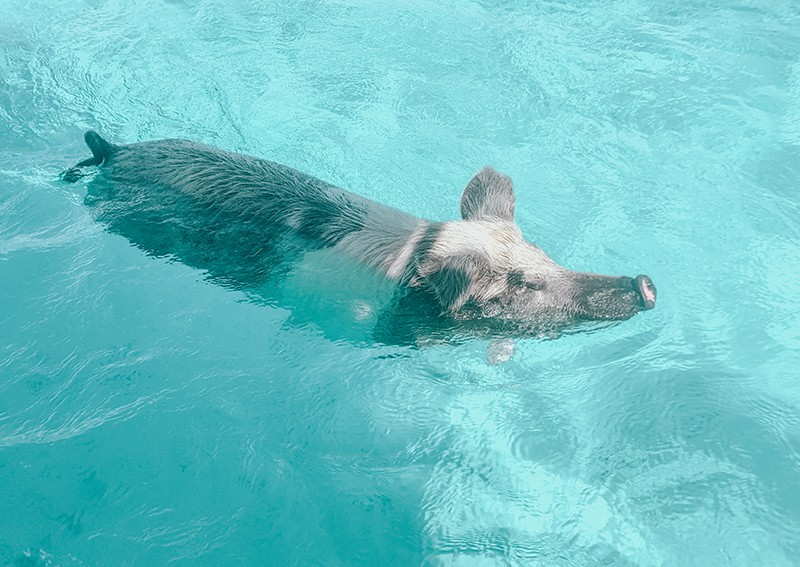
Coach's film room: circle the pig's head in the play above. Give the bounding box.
[410,167,656,334]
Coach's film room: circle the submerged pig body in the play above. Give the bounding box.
[64,131,656,343]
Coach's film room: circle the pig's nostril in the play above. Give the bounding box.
[633,274,657,310]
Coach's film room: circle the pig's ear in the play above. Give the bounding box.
[460,167,516,222]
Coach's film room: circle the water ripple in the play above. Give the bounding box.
[2,0,800,564]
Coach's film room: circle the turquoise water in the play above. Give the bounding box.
[2,0,799,564]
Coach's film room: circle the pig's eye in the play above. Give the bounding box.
[508,270,545,291]
[525,279,545,291]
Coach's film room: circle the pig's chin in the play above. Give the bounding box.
[574,294,644,322]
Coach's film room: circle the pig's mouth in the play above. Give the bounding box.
[634,274,657,310]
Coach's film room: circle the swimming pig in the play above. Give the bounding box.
[64,131,656,359]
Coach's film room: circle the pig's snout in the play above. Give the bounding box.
[633,274,657,310]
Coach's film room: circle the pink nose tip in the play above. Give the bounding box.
[634,274,657,309]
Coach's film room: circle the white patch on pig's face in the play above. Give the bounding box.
[416,220,569,310]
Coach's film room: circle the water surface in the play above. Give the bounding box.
[1,0,799,564]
